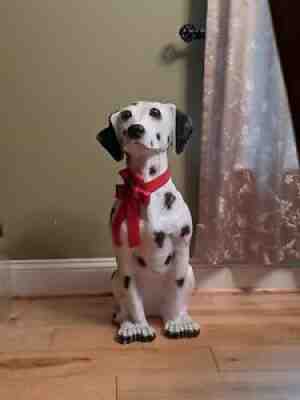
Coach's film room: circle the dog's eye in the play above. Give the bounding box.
[120,110,132,121]
[149,108,161,119]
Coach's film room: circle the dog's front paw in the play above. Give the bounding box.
[164,314,200,339]
[116,321,156,344]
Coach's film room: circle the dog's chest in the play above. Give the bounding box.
[111,179,192,274]
[133,180,191,273]
[142,180,185,235]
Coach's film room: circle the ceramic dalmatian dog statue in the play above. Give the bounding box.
[97,101,200,344]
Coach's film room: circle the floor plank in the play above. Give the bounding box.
[119,370,300,400]
[9,296,114,328]
[119,370,220,400]
[0,347,216,381]
[200,322,300,346]
[0,326,53,352]
[0,373,116,400]
[0,350,96,380]
[214,345,300,371]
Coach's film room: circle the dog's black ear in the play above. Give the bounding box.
[96,117,123,162]
[175,109,193,154]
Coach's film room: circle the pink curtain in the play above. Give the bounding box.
[193,0,300,266]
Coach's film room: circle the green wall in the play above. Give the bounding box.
[0,0,206,258]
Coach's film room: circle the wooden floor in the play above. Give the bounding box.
[1,292,300,399]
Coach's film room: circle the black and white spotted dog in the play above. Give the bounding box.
[97,101,200,344]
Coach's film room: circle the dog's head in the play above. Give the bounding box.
[97,101,193,161]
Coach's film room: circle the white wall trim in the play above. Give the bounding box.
[1,258,300,297]
[1,258,116,297]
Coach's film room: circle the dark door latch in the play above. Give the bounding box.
[179,24,206,43]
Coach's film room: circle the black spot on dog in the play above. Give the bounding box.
[124,276,131,289]
[120,110,132,121]
[176,278,185,288]
[154,231,165,248]
[150,140,154,147]
[164,192,176,209]
[136,256,147,267]
[181,225,191,237]
[156,133,161,141]
[111,271,117,280]
[149,166,157,176]
[167,136,170,143]
[165,254,173,265]
[110,207,116,222]
[149,107,161,119]
[175,110,193,154]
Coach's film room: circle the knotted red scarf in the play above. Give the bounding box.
[112,168,171,247]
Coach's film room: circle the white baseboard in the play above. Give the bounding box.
[2,258,116,297]
[1,258,300,297]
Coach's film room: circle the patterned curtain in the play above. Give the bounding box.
[193,0,300,266]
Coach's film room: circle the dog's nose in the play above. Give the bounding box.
[127,124,145,139]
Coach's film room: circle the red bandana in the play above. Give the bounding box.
[112,168,171,248]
